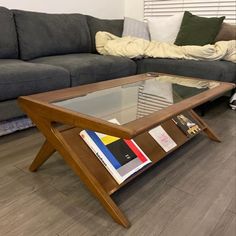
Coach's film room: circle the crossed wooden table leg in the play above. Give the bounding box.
[26,108,220,228]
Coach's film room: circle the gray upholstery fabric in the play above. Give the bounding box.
[31,53,137,86]
[0,59,70,101]
[122,17,150,40]
[0,7,18,59]
[0,99,24,121]
[136,59,236,83]
[87,16,123,53]
[14,10,91,60]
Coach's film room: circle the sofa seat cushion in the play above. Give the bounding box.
[14,10,91,60]
[136,58,236,83]
[31,53,137,86]
[0,99,25,121]
[0,59,70,101]
[0,7,18,59]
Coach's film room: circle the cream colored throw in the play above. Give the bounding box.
[96,31,236,63]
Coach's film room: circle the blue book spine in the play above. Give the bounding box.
[86,130,121,169]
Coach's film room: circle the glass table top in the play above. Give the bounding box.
[52,75,220,125]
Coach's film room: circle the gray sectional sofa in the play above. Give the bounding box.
[0,6,235,128]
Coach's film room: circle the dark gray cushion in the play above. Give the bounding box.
[0,59,70,101]
[136,58,236,83]
[0,7,18,59]
[0,99,24,121]
[87,16,123,53]
[14,10,91,60]
[31,53,137,86]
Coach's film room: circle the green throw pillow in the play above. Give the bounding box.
[175,11,225,46]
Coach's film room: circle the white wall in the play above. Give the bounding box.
[0,0,124,19]
[124,0,143,20]
[0,0,144,20]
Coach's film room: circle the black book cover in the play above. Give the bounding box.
[106,139,136,165]
[172,112,201,137]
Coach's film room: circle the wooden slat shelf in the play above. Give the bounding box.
[60,115,205,195]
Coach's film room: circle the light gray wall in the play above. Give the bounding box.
[0,0,125,19]
[124,0,143,20]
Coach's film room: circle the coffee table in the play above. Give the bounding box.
[18,73,235,228]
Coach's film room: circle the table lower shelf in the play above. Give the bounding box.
[27,108,220,228]
[60,116,205,195]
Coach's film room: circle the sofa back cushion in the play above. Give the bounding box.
[0,7,18,59]
[215,23,236,42]
[87,16,123,53]
[175,11,225,46]
[14,10,91,60]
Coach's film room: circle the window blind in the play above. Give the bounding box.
[144,0,236,23]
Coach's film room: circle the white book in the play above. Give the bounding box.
[149,126,177,152]
[80,130,124,184]
[80,129,151,185]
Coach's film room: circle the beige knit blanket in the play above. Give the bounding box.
[96,31,236,63]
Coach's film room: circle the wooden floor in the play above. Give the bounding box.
[0,98,235,236]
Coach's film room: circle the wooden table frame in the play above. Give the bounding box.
[18,74,235,228]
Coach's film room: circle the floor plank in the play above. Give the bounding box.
[210,210,236,236]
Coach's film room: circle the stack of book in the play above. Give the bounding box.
[80,112,201,184]
[80,126,151,184]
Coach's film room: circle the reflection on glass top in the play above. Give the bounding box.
[52,75,220,125]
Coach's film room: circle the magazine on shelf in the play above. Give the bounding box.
[148,125,177,152]
[172,112,201,137]
[80,119,151,184]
